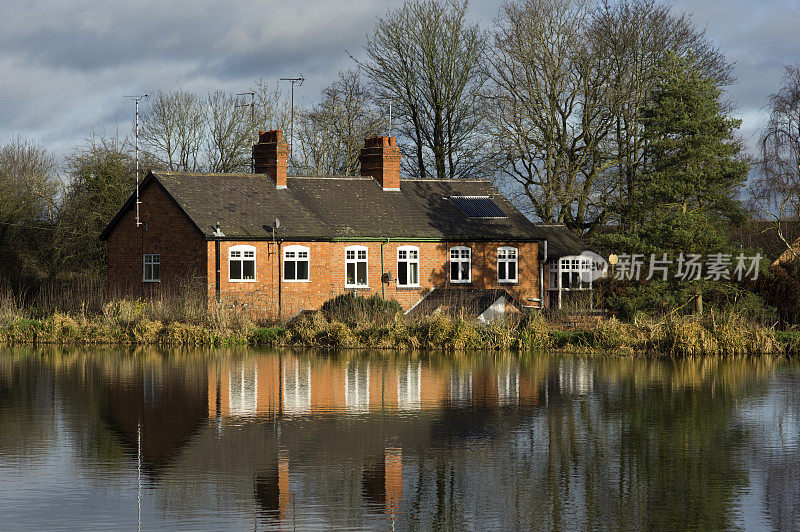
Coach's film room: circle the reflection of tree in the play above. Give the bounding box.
[5,349,800,530]
[611,374,750,529]
[739,371,800,530]
[0,353,56,460]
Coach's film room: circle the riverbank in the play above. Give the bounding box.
[1,299,798,355]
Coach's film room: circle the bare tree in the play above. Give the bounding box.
[295,71,386,176]
[485,0,616,234]
[205,91,252,173]
[750,65,800,262]
[57,133,141,278]
[359,0,488,179]
[140,90,205,172]
[590,0,734,227]
[252,80,292,137]
[485,0,733,235]
[0,137,59,282]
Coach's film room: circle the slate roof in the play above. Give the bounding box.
[102,172,588,247]
[533,224,594,260]
[405,288,520,319]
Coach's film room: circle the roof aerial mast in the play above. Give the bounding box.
[125,94,149,227]
[236,91,256,172]
[279,75,305,162]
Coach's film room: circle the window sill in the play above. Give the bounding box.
[142,280,161,283]
[449,280,472,284]
[498,280,519,285]
[283,279,311,283]
[229,279,257,283]
[396,285,422,290]
[345,286,370,290]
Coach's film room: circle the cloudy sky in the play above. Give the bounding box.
[1,0,798,164]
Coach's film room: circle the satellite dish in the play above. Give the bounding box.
[275,218,281,230]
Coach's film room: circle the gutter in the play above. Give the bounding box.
[380,239,388,299]
[277,239,283,319]
[331,236,442,242]
[539,239,547,310]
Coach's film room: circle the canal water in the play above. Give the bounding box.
[0,349,798,530]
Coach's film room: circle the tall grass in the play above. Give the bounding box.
[0,279,794,354]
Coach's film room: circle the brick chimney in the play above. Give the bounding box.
[359,137,401,191]
[253,130,289,189]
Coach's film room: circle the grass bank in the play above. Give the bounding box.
[0,297,797,356]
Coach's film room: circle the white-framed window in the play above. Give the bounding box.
[229,245,256,282]
[345,245,368,288]
[497,247,518,283]
[557,256,592,290]
[397,246,420,287]
[283,245,310,282]
[449,246,471,283]
[143,254,160,282]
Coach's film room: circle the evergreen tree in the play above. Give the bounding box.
[601,54,748,254]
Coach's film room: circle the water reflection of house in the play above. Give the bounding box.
[558,358,593,395]
[105,362,208,473]
[252,446,403,523]
[207,355,540,419]
[254,451,292,521]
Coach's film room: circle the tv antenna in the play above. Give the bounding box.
[125,94,149,227]
[237,91,256,172]
[279,75,305,161]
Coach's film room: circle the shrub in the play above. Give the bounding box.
[320,293,402,328]
[249,327,286,346]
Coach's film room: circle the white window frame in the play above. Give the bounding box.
[283,245,310,282]
[229,244,257,282]
[449,246,471,283]
[143,254,160,282]
[397,245,420,287]
[497,246,519,283]
[345,245,369,288]
[556,256,593,291]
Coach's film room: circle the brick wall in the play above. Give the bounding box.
[206,239,541,319]
[106,181,208,298]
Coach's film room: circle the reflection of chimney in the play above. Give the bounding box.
[359,137,401,191]
[278,452,291,520]
[254,450,291,520]
[385,448,403,517]
[253,130,289,189]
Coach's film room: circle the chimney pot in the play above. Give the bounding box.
[359,136,401,191]
[253,129,289,188]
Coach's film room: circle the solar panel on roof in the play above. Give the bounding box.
[450,196,507,218]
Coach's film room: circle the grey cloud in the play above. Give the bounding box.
[0,0,796,166]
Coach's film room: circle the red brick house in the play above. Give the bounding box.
[101,131,590,318]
